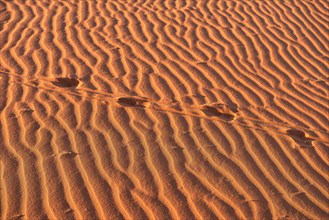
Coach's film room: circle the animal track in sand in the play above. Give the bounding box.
[287,129,308,138]
[201,105,236,121]
[60,151,79,158]
[51,77,80,88]
[286,129,314,147]
[117,97,149,108]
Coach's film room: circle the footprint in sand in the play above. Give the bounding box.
[117,97,149,108]
[286,129,314,147]
[51,77,80,88]
[201,105,236,121]
[60,151,78,158]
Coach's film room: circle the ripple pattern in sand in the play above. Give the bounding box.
[0,0,328,219]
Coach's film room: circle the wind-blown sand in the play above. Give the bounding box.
[0,0,328,219]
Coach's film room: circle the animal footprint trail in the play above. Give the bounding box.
[115,96,239,123]
[3,71,328,145]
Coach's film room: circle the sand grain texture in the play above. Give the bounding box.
[0,0,328,219]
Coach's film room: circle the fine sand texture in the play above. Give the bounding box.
[0,0,328,219]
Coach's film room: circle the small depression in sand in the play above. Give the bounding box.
[117,97,148,108]
[51,77,80,88]
[286,129,314,147]
[202,105,235,121]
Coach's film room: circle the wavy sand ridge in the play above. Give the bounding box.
[0,0,328,219]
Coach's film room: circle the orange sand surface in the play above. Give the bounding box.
[0,0,328,219]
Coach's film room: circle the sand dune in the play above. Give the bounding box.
[0,0,328,219]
